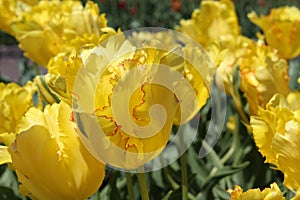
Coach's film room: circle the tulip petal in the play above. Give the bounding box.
[248,7,300,59]
[176,0,240,49]
[10,102,105,200]
[0,146,12,165]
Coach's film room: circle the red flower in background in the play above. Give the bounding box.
[258,0,266,7]
[130,6,137,15]
[172,0,181,12]
[118,1,127,9]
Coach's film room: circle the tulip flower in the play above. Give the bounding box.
[176,0,240,49]
[69,34,211,170]
[47,29,117,77]
[8,102,105,200]
[0,81,35,146]
[127,30,180,50]
[208,35,255,95]
[34,74,72,106]
[228,182,285,200]
[248,6,300,59]
[0,0,32,35]
[35,31,118,107]
[208,34,290,117]
[10,0,109,67]
[239,39,290,116]
[251,92,300,190]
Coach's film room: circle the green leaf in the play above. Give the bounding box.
[212,162,250,180]
[0,166,19,197]
[212,185,230,200]
[202,162,250,189]
[168,187,182,200]
[186,147,208,188]
[289,58,300,91]
[0,186,17,200]
[162,190,173,200]
[109,171,122,200]
[151,170,164,188]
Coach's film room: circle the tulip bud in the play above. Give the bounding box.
[35,74,72,106]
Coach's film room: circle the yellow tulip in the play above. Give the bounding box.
[176,0,240,49]
[292,189,300,200]
[0,0,31,35]
[47,30,118,77]
[0,81,35,146]
[127,30,180,50]
[208,35,255,95]
[239,40,290,116]
[18,0,38,5]
[248,6,300,59]
[10,0,109,67]
[228,182,285,200]
[9,102,105,200]
[208,34,290,117]
[0,146,12,165]
[69,34,210,170]
[250,92,300,190]
[37,31,118,107]
[34,73,79,106]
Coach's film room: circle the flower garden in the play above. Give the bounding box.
[0,0,300,199]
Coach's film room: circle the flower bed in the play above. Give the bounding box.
[0,0,300,199]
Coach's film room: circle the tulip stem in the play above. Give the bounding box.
[179,129,188,200]
[136,171,150,200]
[221,113,240,164]
[33,63,40,75]
[180,153,188,200]
[125,172,135,200]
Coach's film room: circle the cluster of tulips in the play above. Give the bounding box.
[0,0,300,199]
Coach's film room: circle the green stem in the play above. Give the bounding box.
[179,130,188,200]
[200,139,224,188]
[33,63,40,75]
[221,113,240,164]
[138,0,146,26]
[96,189,101,200]
[136,171,150,200]
[125,172,135,200]
[163,167,197,200]
[180,153,188,200]
[163,167,180,189]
